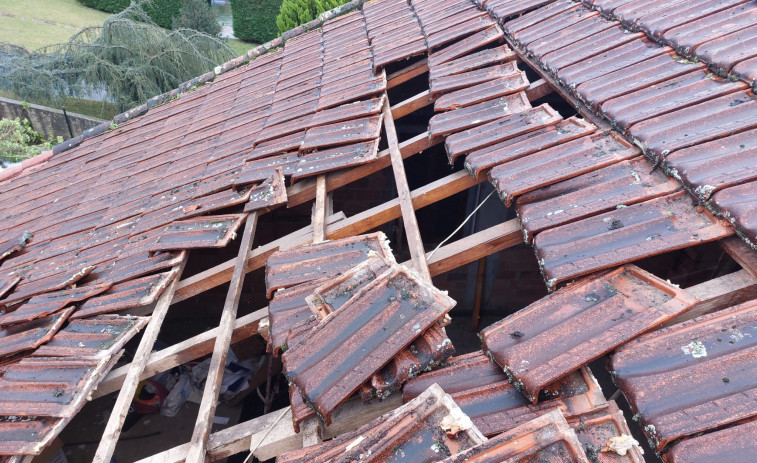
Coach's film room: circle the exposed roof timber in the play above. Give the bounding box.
[137,260,757,462]
[184,212,259,463]
[722,236,757,280]
[93,259,187,462]
[386,59,429,88]
[382,96,431,281]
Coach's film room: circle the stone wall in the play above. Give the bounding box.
[0,97,104,139]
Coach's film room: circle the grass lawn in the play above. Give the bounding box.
[0,0,110,50]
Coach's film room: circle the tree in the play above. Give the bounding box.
[172,0,223,37]
[0,3,235,112]
[276,0,349,34]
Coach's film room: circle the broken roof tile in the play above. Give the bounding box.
[665,418,757,463]
[282,265,455,423]
[428,92,531,139]
[465,117,596,181]
[429,46,516,80]
[534,192,734,289]
[0,283,110,327]
[31,315,149,359]
[482,265,697,403]
[278,383,486,463]
[268,279,326,357]
[0,308,73,359]
[0,416,63,456]
[517,157,681,240]
[0,355,118,417]
[662,128,757,201]
[440,408,590,462]
[140,214,247,252]
[0,233,32,265]
[244,170,288,213]
[572,401,646,463]
[72,270,177,319]
[291,139,380,182]
[299,114,383,152]
[0,265,97,309]
[99,250,185,286]
[265,232,394,298]
[613,298,757,450]
[0,276,21,301]
[403,352,608,437]
[434,71,531,111]
[431,62,520,97]
[630,91,757,162]
[445,104,562,163]
[490,131,638,206]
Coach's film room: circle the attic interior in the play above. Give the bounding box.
[53,45,745,463]
[2,0,756,462]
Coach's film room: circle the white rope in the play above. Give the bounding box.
[426,189,496,261]
[244,405,292,463]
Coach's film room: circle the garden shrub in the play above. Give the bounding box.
[0,118,59,164]
[76,0,183,29]
[276,0,349,34]
[230,0,282,43]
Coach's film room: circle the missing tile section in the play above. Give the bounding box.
[277,383,486,463]
[481,265,698,404]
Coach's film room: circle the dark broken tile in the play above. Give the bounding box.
[0,233,32,264]
[440,408,591,462]
[244,169,288,213]
[0,308,73,359]
[282,265,455,423]
[300,115,383,152]
[482,265,697,403]
[428,92,532,139]
[291,140,380,182]
[665,418,757,463]
[139,214,247,252]
[465,117,597,181]
[278,383,486,463]
[73,270,178,319]
[265,232,394,298]
[430,62,519,97]
[445,104,562,163]
[534,192,734,289]
[1,283,110,326]
[32,315,149,359]
[403,352,608,438]
[612,298,757,450]
[434,72,531,111]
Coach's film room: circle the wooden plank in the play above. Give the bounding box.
[721,236,757,279]
[392,90,433,120]
[93,308,268,398]
[286,131,440,208]
[312,175,327,243]
[387,59,428,89]
[525,78,552,101]
[328,169,480,240]
[136,395,403,463]
[172,212,346,304]
[185,212,259,463]
[424,219,523,277]
[382,96,431,282]
[670,269,757,324]
[92,259,188,463]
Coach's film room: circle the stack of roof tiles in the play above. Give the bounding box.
[265,233,456,427]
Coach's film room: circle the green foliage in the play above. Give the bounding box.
[76,0,183,29]
[230,0,283,43]
[172,0,222,37]
[0,4,235,112]
[276,0,347,34]
[0,118,47,164]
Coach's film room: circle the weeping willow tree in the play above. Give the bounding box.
[0,3,235,112]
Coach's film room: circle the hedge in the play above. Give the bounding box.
[230,0,283,44]
[76,0,183,29]
[276,0,346,34]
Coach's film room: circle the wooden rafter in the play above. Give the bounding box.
[184,212,259,463]
[93,259,188,463]
[382,94,431,281]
